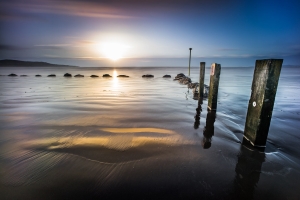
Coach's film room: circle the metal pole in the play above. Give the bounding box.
[188,48,192,76]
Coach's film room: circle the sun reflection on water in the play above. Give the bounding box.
[113,70,119,90]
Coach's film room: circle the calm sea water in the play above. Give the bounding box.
[0,66,300,199]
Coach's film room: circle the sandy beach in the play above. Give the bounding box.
[1,66,300,199]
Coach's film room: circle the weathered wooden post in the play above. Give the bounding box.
[244,59,283,147]
[207,63,221,111]
[188,48,192,76]
[199,62,206,99]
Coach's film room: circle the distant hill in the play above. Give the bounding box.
[0,59,78,67]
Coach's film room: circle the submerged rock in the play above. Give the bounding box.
[175,73,185,78]
[8,73,18,76]
[179,77,192,84]
[74,74,84,77]
[163,75,171,78]
[64,73,72,77]
[188,82,199,89]
[193,84,209,98]
[90,75,99,77]
[142,74,154,78]
[35,74,41,77]
[174,73,187,80]
[20,75,28,77]
[48,74,56,77]
[174,72,209,99]
[103,74,112,77]
[117,75,129,78]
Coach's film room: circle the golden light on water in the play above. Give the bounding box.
[22,128,193,151]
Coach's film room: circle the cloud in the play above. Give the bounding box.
[217,48,239,51]
[0,0,135,20]
[0,44,28,51]
[0,44,71,51]
[1,0,227,21]
[43,55,105,60]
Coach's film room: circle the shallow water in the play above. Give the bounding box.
[0,66,300,199]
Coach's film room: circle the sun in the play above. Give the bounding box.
[100,42,128,61]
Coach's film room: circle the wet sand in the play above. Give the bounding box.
[0,67,300,199]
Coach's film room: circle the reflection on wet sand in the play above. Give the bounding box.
[233,139,265,199]
[202,110,216,149]
[194,99,202,129]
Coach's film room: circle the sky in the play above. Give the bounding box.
[0,0,300,67]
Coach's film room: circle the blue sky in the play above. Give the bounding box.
[0,0,300,67]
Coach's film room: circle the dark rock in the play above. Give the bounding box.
[142,74,154,78]
[175,73,185,78]
[64,73,72,77]
[47,74,56,77]
[103,74,112,77]
[8,73,18,76]
[90,75,99,77]
[179,77,192,84]
[174,73,187,80]
[35,74,41,77]
[193,84,209,99]
[74,74,84,77]
[163,75,171,78]
[188,82,199,89]
[20,75,28,77]
[117,75,129,78]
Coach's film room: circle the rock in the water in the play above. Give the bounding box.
[179,77,191,84]
[193,84,209,98]
[64,73,72,77]
[20,75,28,77]
[117,75,129,77]
[188,82,199,89]
[175,73,185,78]
[74,74,84,77]
[8,73,18,76]
[163,75,171,78]
[142,74,154,78]
[174,73,187,80]
[48,74,56,77]
[90,75,99,77]
[103,74,112,77]
[35,74,41,77]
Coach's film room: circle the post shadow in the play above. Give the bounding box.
[232,139,265,199]
[202,110,216,149]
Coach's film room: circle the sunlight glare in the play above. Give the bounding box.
[100,42,129,61]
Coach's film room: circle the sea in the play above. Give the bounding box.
[0,66,300,199]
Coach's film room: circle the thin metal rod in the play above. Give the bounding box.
[188,48,192,76]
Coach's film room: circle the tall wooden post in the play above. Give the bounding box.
[207,63,221,111]
[199,62,205,99]
[244,59,283,147]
